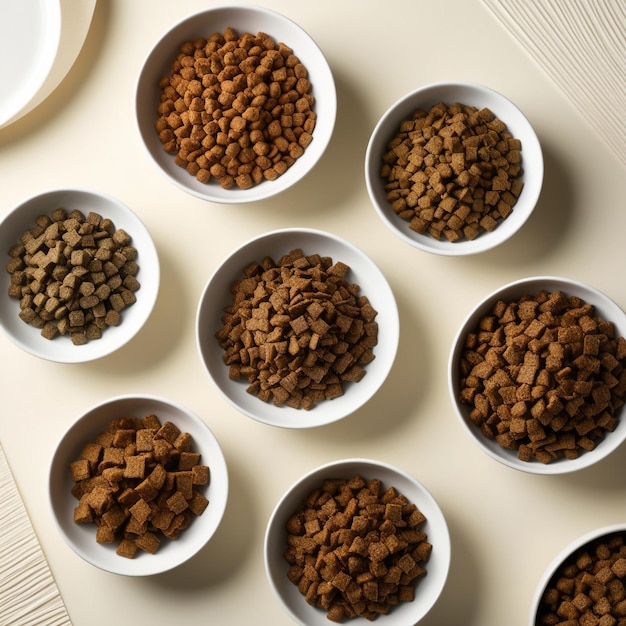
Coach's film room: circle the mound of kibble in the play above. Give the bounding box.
[537,531,626,625]
[155,27,316,190]
[70,413,210,559]
[283,474,431,622]
[215,248,378,410]
[458,290,626,463]
[381,101,524,242]
[5,209,140,345]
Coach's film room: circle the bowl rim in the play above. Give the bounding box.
[0,187,160,363]
[195,227,400,428]
[47,393,229,576]
[263,457,451,625]
[448,275,626,474]
[528,523,626,626]
[135,3,337,204]
[365,80,544,256]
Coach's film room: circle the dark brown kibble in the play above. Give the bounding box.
[458,290,626,463]
[215,249,378,410]
[5,209,140,344]
[283,474,429,621]
[381,101,524,242]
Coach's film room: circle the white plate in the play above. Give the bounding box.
[0,1,62,127]
[0,0,97,130]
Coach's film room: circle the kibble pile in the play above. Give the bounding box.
[71,414,210,558]
[381,101,524,242]
[6,209,140,345]
[216,248,378,410]
[537,532,626,625]
[458,290,626,463]
[155,27,316,190]
[284,474,431,622]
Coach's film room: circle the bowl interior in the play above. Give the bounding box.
[0,189,159,363]
[449,276,626,474]
[196,229,399,428]
[136,5,336,203]
[48,395,228,576]
[265,458,450,626]
[529,524,626,626]
[365,81,543,255]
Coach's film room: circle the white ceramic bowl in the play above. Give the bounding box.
[0,188,159,363]
[196,228,399,428]
[365,81,543,256]
[449,276,626,474]
[529,524,626,625]
[136,5,336,204]
[48,394,229,576]
[264,458,450,625]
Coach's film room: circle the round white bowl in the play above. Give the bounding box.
[196,228,399,428]
[449,276,626,474]
[264,458,450,625]
[48,394,229,576]
[529,524,626,626]
[0,188,159,363]
[136,5,336,204]
[365,81,543,256]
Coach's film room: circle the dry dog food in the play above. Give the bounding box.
[381,101,524,242]
[70,413,210,558]
[155,28,316,190]
[283,473,431,622]
[537,531,626,625]
[5,208,140,345]
[215,248,378,410]
[458,290,626,463]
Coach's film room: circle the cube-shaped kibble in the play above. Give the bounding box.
[175,472,194,500]
[102,504,128,532]
[178,451,201,471]
[151,508,175,531]
[147,463,167,490]
[87,486,113,515]
[135,531,161,554]
[70,459,91,482]
[116,538,138,559]
[95,524,116,544]
[73,496,93,524]
[101,446,125,468]
[123,455,146,479]
[135,429,155,452]
[135,477,159,502]
[80,442,102,467]
[156,421,181,445]
[166,491,189,515]
[188,490,209,516]
[174,432,191,452]
[113,429,135,449]
[129,498,152,525]
[191,465,210,486]
[124,516,147,536]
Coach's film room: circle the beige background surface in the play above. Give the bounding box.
[1,1,625,624]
